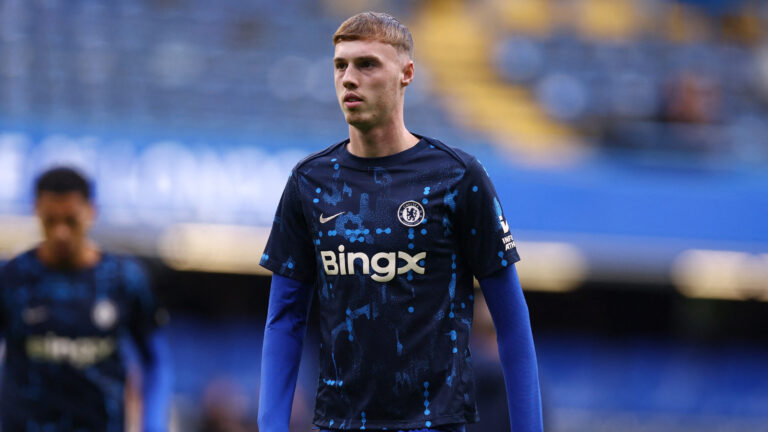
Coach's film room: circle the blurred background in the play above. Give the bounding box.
[1,0,767,430]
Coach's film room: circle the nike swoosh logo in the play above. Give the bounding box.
[499,215,510,234]
[23,306,49,325]
[319,212,345,224]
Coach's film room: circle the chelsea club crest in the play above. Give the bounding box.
[92,299,118,330]
[397,200,425,227]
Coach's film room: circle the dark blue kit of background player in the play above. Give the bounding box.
[260,135,520,430]
[0,250,160,431]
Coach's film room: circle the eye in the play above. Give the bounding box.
[335,62,347,71]
[360,60,375,69]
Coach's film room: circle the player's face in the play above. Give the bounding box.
[333,39,413,131]
[36,191,94,265]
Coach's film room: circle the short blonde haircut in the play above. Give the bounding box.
[333,11,414,59]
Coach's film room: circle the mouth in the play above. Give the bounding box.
[53,243,73,255]
[343,93,363,108]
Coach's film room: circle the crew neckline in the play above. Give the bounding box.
[338,134,429,168]
[29,247,105,274]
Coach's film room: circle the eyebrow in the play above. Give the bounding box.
[333,55,382,64]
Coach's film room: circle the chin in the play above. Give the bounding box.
[52,245,75,258]
[50,256,77,269]
[345,115,374,130]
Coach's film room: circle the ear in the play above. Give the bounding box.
[401,60,414,87]
[85,202,97,224]
[79,200,96,229]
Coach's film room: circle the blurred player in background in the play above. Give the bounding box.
[258,11,542,432]
[0,167,172,431]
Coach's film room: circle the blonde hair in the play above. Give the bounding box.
[333,11,414,59]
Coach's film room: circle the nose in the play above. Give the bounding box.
[51,223,72,243]
[341,66,359,90]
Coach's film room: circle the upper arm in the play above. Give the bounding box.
[478,265,532,343]
[259,170,316,283]
[123,259,166,358]
[456,157,520,279]
[0,264,6,333]
[265,274,314,332]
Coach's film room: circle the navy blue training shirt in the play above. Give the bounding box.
[0,249,162,431]
[260,135,520,430]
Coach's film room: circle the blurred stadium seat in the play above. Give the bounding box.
[0,0,767,431]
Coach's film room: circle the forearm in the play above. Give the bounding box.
[496,320,543,432]
[140,330,173,432]
[479,265,543,432]
[257,274,313,432]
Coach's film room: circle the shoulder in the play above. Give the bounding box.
[1,249,39,277]
[418,135,488,183]
[293,140,348,174]
[419,135,479,169]
[103,254,149,289]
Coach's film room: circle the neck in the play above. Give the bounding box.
[347,118,419,158]
[38,241,100,270]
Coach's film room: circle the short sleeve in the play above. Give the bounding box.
[456,157,520,279]
[260,170,316,283]
[123,258,166,344]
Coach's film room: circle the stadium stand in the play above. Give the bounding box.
[0,1,767,430]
